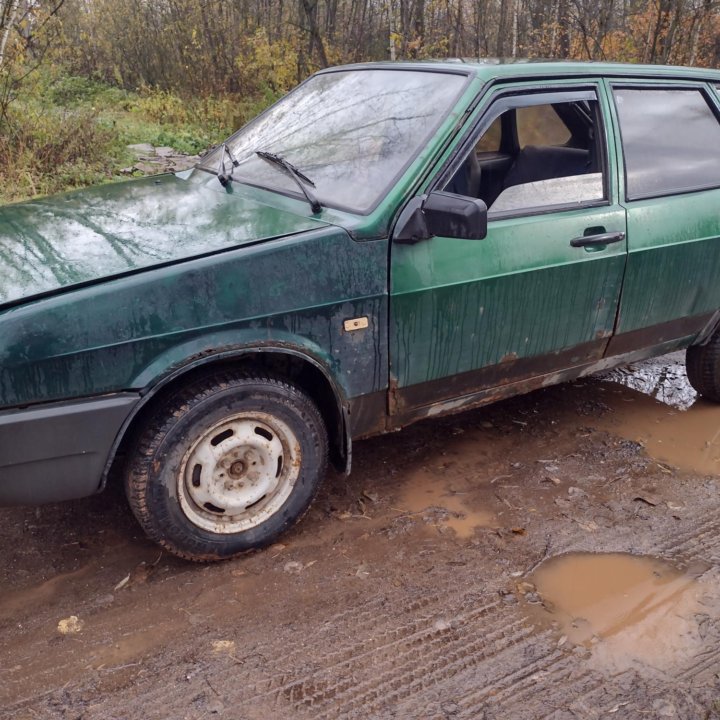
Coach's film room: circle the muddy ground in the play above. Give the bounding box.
[2,352,720,720]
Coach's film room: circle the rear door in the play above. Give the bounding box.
[390,80,627,414]
[605,80,720,356]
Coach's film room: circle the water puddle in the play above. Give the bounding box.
[593,385,720,475]
[525,552,710,673]
[399,472,495,538]
[582,352,720,474]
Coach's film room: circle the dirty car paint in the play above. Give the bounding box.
[0,172,326,305]
[391,207,627,398]
[0,224,388,408]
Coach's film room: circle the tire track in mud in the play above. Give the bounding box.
[660,516,720,561]
[307,616,532,718]
[111,592,524,719]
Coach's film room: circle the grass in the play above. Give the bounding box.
[0,73,278,204]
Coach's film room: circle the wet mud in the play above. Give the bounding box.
[398,463,497,537]
[3,350,720,719]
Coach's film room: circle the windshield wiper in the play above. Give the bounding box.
[255,150,322,214]
[217,143,240,187]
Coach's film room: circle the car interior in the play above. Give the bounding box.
[445,100,605,214]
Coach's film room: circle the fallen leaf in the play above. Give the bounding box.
[211,640,236,654]
[608,702,630,713]
[113,574,130,591]
[575,520,599,532]
[58,616,84,635]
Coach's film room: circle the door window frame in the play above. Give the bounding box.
[429,81,614,222]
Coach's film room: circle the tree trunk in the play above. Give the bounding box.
[497,0,510,56]
[556,0,570,58]
[0,0,21,69]
[300,0,329,67]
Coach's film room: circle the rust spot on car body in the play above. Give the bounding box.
[388,375,401,415]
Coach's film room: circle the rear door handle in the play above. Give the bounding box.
[570,231,626,248]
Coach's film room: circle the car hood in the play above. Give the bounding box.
[0,172,328,306]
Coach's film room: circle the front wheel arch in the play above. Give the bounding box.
[102,348,349,492]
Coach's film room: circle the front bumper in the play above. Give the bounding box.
[0,394,139,505]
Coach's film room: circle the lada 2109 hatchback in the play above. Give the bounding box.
[2,60,720,561]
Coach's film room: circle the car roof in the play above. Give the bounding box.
[321,59,720,84]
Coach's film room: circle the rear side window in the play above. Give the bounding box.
[614,88,720,200]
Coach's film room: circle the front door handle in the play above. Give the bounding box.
[570,231,626,248]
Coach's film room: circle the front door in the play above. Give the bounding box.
[390,83,627,415]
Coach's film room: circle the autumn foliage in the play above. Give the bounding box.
[0,0,717,202]
[4,0,718,101]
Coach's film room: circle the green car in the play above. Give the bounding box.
[2,60,720,561]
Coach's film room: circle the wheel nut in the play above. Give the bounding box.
[229,460,246,477]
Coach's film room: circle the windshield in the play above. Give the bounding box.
[199,69,469,213]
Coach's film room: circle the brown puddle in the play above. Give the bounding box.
[526,553,709,673]
[591,352,720,475]
[594,385,720,475]
[398,471,495,538]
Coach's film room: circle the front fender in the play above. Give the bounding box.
[130,329,350,399]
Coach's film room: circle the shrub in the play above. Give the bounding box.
[0,106,122,202]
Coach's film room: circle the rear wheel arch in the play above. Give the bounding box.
[102,347,349,491]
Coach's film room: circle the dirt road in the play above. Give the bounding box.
[2,352,720,720]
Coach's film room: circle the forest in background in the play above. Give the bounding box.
[0,0,719,203]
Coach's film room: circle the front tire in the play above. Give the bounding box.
[125,372,328,561]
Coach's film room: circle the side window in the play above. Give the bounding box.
[614,88,720,200]
[444,94,605,215]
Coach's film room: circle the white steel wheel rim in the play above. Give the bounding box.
[177,412,301,534]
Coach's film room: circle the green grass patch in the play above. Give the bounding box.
[0,73,272,204]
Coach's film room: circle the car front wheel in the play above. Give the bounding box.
[125,371,328,561]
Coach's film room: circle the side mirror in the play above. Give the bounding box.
[423,191,488,240]
[393,191,488,244]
